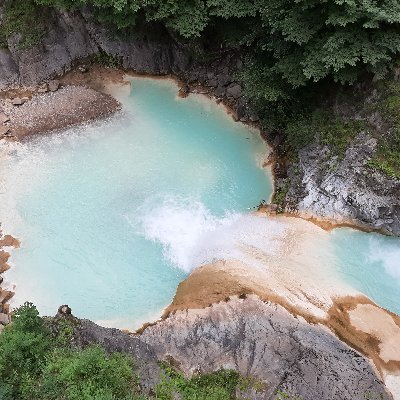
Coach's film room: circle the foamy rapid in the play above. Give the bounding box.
[131,195,286,273]
[369,236,400,281]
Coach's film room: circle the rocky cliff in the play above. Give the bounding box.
[284,132,400,235]
[68,296,391,400]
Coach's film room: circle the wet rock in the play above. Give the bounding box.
[178,84,189,96]
[48,80,60,92]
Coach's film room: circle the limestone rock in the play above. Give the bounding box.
[140,296,391,400]
[285,132,400,235]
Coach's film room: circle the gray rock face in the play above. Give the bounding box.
[285,132,400,235]
[0,49,19,87]
[139,296,389,400]
[0,6,189,87]
[65,297,391,399]
[6,10,98,86]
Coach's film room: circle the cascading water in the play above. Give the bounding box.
[0,77,399,329]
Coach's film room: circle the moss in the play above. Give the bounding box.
[0,0,48,49]
[366,81,400,179]
[273,183,289,212]
[93,51,123,69]
[286,110,365,157]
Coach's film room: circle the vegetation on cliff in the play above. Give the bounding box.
[0,303,286,400]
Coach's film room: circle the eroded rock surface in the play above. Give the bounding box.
[140,296,391,399]
[68,296,391,399]
[285,132,400,235]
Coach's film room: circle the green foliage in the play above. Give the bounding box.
[0,302,143,400]
[273,184,289,210]
[40,346,140,400]
[275,388,303,399]
[155,364,247,400]
[366,79,400,178]
[0,0,48,49]
[93,51,123,69]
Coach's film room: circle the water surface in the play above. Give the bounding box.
[0,78,272,328]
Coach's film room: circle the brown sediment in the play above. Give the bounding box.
[0,233,18,324]
[258,206,388,235]
[327,296,400,375]
[0,235,20,248]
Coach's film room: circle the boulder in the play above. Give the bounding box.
[226,83,242,99]
[37,83,48,93]
[11,97,23,106]
[214,86,226,97]
[216,74,232,87]
[48,80,60,92]
[57,304,72,316]
[78,65,88,73]
[207,78,218,88]
[0,313,10,325]
[0,113,10,123]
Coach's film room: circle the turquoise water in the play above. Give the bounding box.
[331,229,400,315]
[0,78,272,328]
[0,77,399,329]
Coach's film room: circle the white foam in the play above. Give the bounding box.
[369,237,400,281]
[130,195,287,273]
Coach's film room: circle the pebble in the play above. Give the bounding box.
[48,80,60,92]
[0,113,9,123]
[12,97,23,106]
[0,126,10,136]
